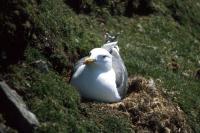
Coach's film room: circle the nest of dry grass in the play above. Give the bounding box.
[81,76,192,132]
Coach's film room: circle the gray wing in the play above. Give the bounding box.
[69,57,86,82]
[102,43,128,98]
[73,57,86,72]
[112,50,128,98]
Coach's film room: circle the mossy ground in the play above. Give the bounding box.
[1,0,200,132]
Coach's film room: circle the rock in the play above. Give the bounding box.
[31,60,49,73]
[0,82,39,133]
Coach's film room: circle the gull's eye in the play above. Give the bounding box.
[102,55,107,58]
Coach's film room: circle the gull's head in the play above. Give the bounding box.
[84,48,112,70]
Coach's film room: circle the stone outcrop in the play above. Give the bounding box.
[0,81,39,133]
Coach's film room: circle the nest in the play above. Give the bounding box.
[81,76,192,132]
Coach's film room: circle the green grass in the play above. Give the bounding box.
[118,15,200,132]
[7,66,133,132]
[2,0,200,132]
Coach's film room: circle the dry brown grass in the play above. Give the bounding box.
[81,76,192,132]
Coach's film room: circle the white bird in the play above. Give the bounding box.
[70,42,128,103]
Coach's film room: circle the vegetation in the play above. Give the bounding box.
[0,0,200,132]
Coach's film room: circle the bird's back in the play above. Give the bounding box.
[102,42,128,98]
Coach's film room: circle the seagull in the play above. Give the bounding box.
[70,42,128,103]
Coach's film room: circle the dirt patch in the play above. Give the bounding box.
[81,76,192,132]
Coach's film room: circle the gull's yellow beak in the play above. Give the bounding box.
[84,57,96,64]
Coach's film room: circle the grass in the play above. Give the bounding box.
[118,15,200,132]
[1,0,200,132]
[7,66,133,132]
